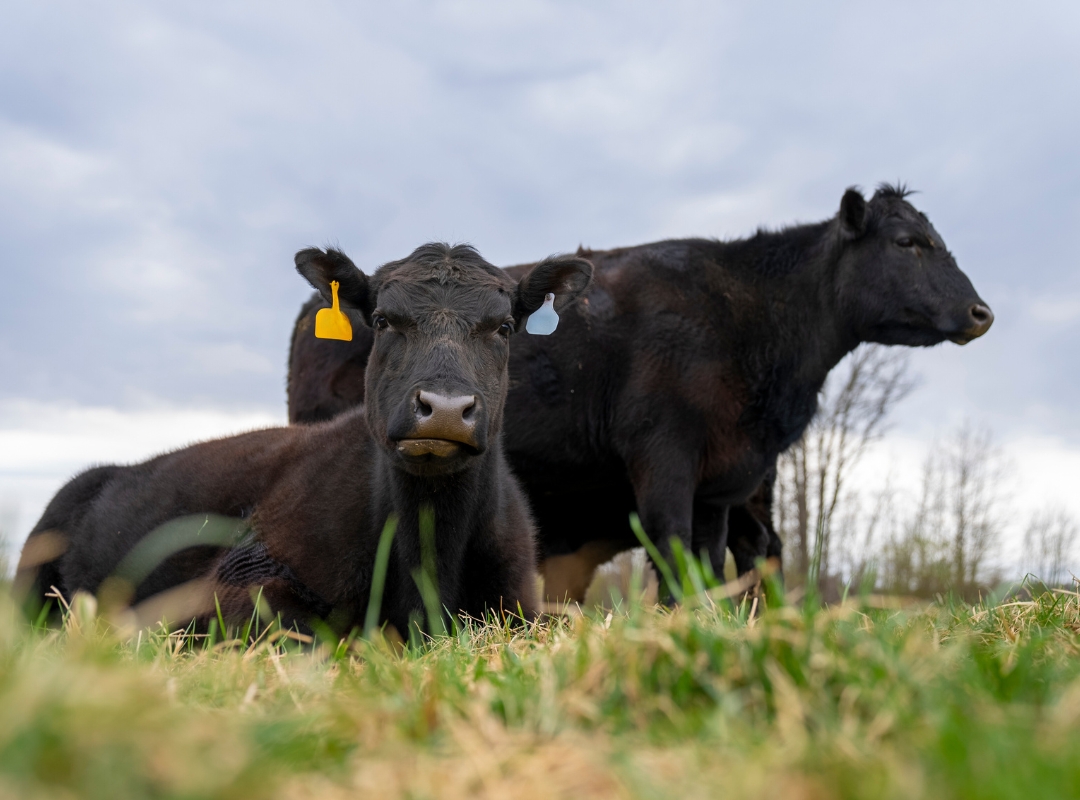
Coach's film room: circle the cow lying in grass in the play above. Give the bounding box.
[16,243,593,633]
[286,185,993,601]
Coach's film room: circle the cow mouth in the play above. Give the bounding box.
[946,322,993,345]
[394,437,480,475]
[395,437,481,460]
[892,304,994,346]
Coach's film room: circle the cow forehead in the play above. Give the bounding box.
[376,279,512,322]
[876,199,944,240]
[377,256,513,289]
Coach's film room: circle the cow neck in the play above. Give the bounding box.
[720,221,860,454]
[378,444,499,598]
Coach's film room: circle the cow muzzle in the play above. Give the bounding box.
[395,390,481,461]
[949,302,994,345]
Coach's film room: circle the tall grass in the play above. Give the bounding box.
[2,573,1080,799]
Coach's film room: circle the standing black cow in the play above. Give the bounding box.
[287,185,993,600]
[16,244,592,632]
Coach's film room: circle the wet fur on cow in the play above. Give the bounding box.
[17,243,593,633]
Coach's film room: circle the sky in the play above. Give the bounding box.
[1,1,1078,569]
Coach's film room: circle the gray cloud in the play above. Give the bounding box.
[1,1,1078,441]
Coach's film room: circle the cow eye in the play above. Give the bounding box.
[498,321,514,337]
[896,237,915,248]
[372,315,389,330]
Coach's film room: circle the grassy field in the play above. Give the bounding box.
[2,576,1079,800]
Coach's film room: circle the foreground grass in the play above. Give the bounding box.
[2,586,1080,799]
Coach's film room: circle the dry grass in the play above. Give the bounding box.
[2,580,1080,799]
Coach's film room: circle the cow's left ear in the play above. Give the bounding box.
[839,188,868,240]
[512,255,593,329]
[295,247,376,323]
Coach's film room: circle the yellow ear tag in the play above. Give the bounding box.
[314,280,353,341]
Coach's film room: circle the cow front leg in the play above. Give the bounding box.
[727,504,771,577]
[628,459,696,603]
[460,534,541,624]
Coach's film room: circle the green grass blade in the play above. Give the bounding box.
[411,568,446,639]
[363,514,398,639]
[629,512,682,603]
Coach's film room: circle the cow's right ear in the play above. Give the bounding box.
[295,248,376,323]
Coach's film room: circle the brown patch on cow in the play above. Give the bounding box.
[12,530,69,600]
[540,540,626,604]
[16,529,68,570]
[118,577,217,633]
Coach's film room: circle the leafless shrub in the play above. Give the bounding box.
[776,344,916,593]
[774,342,1018,600]
[871,421,1010,599]
[1023,506,1078,587]
[0,501,16,579]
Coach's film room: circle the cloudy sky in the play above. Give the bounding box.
[1,2,1078,565]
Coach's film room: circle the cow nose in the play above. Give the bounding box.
[412,390,478,447]
[965,303,994,339]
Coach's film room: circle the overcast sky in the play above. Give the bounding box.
[2,2,1079,559]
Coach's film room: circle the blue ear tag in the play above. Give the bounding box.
[526,293,559,335]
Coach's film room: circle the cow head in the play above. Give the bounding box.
[834,184,993,347]
[298,244,592,475]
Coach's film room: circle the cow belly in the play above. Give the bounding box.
[522,476,638,558]
[694,442,771,506]
[694,468,770,508]
[513,452,766,556]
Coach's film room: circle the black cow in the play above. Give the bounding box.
[16,244,593,632]
[287,185,993,601]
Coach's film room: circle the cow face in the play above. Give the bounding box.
[298,244,591,475]
[834,186,993,347]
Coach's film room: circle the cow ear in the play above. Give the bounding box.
[512,255,593,328]
[839,188,868,239]
[295,248,376,324]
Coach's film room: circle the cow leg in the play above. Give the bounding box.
[691,500,730,582]
[748,467,784,582]
[480,553,541,623]
[766,525,784,575]
[460,526,542,623]
[628,457,697,603]
[727,504,771,577]
[213,540,334,633]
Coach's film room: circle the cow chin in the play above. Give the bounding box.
[947,321,993,346]
[868,323,947,348]
[394,438,478,475]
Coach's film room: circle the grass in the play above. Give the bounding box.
[1,578,1080,799]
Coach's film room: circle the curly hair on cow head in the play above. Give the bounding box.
[874,182,916,200]
[378,242,511,289]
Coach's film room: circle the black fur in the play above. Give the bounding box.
[284,186,992,599]
[16,244,593,632]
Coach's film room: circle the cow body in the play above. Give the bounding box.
[286,186,993,600]
[502,187,992,588]
[18,244,593,632]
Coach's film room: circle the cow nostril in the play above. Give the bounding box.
[410,390,482,449]
[968,304,994,335]
[416,390,477,426]
[415,392,433,419]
